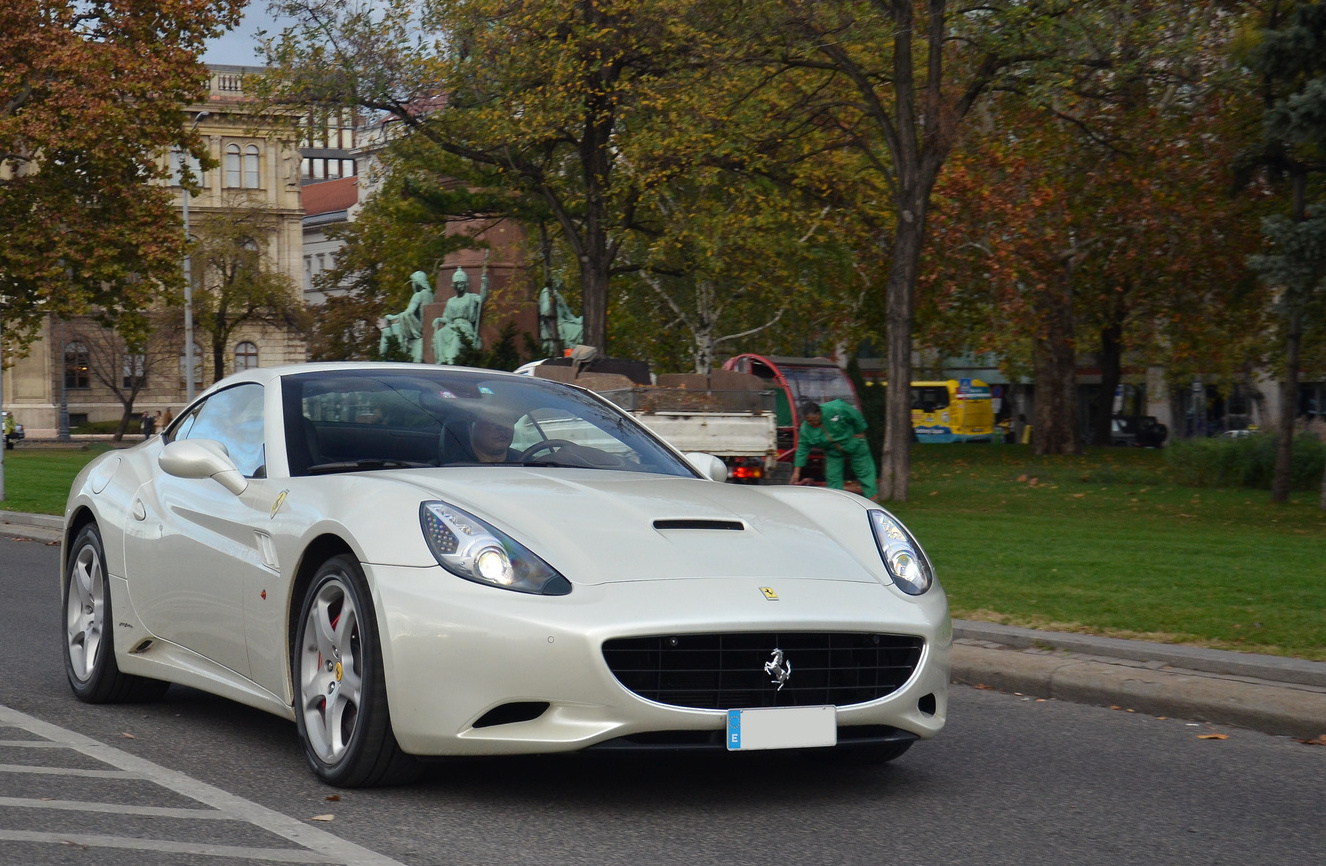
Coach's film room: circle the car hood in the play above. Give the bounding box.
[382,468,886,587]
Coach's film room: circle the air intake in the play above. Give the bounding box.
[652,519,744,531]
[603,632,924,710]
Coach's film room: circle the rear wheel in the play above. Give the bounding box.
[293,554,422,787]
[63,523,168,703]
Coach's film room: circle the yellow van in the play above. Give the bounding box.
[912,379,995,443]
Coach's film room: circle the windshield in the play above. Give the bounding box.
[780,366,859,409]
[281,368,695,478]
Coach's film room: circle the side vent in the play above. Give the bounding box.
[473,702,550,729]
[129,639,155,654]
[653,519,744,531]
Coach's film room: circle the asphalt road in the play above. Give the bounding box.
[2,538,1323,865]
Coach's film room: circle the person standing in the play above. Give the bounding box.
[790,399,878,500]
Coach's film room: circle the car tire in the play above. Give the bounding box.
[293,554,422,788]
[63,523,169,703]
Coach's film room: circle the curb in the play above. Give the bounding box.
[0,510,64,536]
[954,620,1326,689]
[950,644,1326,740]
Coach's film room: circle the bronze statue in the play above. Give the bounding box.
[538,278,583,355]
[378,271,434,362]
[433,254,490,365]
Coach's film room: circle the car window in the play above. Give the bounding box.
[174,383,267,478]
[912,386,950,412]
[282,369,692,477]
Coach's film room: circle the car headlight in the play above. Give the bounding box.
[419,501,571,596]
[868,509,934,595]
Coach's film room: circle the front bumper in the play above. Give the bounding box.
[368,565,951,756]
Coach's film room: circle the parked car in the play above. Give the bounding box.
[3,411,24,449]
[1111,415,1168,448]
[62,363,949,787]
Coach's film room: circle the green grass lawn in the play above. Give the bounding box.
[4,440,1324,660]
[1,444,116,515]
[890,444,1326,661]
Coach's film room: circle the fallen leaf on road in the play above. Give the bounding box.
[1296,734,1326,746]
[1110,705,1121,710]
[121,732,135,739]
[1157,717,1168,721]
[972,683,994,690]
[46,540,60,546]
[1198,734,1228,740]
[310,814,334,822]
[325,795,341,801]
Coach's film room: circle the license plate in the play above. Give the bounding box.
[726,705,837,751]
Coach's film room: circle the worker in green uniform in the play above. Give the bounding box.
[790,400,878,500]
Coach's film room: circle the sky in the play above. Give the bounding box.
[202,4,285,67]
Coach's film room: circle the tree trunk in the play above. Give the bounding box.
[1031,265,1081,455]
[1093,292,1126,447]
[114,410,133,442]
[1271,308,1302,503]
[879,204,926,501]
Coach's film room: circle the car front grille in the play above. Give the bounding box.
[602,632,924,710]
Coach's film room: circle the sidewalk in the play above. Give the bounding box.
[4,509,1323,740]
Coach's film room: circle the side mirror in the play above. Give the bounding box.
[159,439,248,496]
[684,452,728,483]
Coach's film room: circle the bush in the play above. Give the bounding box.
[72,419,143,435]
[1167,433,1325,491]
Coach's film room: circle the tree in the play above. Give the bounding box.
[0,0,243,347]
[918,2,1268,453]
[1241,0,1326,504]
[189,204,310,381]
[263,0,724,354]
[740,0,1077,496]
[67,311,183,440]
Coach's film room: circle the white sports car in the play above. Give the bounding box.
[62,363,950,787]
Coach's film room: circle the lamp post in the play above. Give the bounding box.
[58,319,70,441]
[182,110,209,404]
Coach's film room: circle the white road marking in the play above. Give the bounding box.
[0,763,136,779]
[0,831,330,862]
[0,704,406,866]
[0,795,233,820]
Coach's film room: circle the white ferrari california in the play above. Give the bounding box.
[62,363,950,787]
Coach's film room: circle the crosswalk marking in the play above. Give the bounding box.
[0,704,406,866]
[0,795,234,820]
[0,763,137,779]
[0,830,331,863]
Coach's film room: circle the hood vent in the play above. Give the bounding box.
[653,519,744,531]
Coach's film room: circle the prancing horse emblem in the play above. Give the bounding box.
[764,648,792,691]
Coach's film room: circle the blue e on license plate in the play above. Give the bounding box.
[726,705,837,751]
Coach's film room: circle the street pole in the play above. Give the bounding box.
[1,304,6,502]
[183,110,209,405]
[58,318,70,441]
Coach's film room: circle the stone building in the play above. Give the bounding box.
[2,66,308,436]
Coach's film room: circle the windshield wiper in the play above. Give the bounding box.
[306,459,433,475]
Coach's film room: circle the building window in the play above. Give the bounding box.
[244,145,261,188]
[64,342,89,389]
[304,255,313,291]
[235,341,259,372]
[122,353,146,389]
[225,144,241,187]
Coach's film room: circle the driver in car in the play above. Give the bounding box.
[470,412,519,463]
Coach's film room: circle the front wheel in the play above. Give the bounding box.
[293,555,422,787]
[63,523,168,703]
